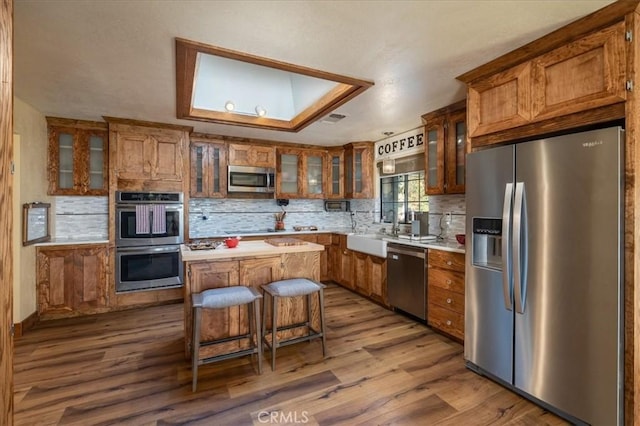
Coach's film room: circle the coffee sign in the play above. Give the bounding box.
[375,127,424,160]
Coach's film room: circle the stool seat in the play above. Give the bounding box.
[191,285,263,392]
[263,278,324,297]
[193,286,262,309]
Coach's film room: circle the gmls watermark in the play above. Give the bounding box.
[257,410,310,424]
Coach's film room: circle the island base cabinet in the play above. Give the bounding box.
[184,252,321,360]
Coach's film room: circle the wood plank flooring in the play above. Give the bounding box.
[13,283,567,425]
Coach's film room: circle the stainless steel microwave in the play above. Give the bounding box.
[228,165,275,193]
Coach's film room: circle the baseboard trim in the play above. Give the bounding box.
[14,311,39,338]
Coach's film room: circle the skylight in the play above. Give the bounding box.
[175,38,374,132]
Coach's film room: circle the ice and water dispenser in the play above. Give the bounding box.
[472,217,503,270]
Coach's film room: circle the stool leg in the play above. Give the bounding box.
[306,293,312,341]
[271,294,278,371]
[319,289,327,357]
[192,306,202,392]
[254,299,263,374]
[248,300,255,363]
[261,290,267,353]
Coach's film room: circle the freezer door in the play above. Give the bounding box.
[514,127,623,425]
[465,144,514,384]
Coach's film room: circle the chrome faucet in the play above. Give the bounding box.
[387,209,399,236]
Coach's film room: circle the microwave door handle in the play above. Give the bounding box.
[501,183,514,311]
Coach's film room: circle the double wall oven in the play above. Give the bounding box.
[115,191,184,293]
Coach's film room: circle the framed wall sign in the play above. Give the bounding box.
[23,202,51,246]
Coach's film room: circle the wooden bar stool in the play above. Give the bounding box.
[191,286,263,392]
[261,278,326,371]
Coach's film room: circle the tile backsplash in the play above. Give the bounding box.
[189,198,377,238]
[54,196,108,239]
[52,194,466,241]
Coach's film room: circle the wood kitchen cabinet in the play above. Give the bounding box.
[326,147,345,199]
[107,118,191,191]
[352,251,369,296]
[330,234,353,289]
[422,100,466,195]
[276,147,302,197]
[344,142,374,199]
[368,255,387,306]
[46,117,108,196]
[462,22,626,143]
[295,233,332,281]
[228,143,276,168]
[190,136,227,198]
[37,244,109,320]
[276,147,326,198]
[427,249,465,341]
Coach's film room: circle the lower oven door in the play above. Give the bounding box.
[116,245,183,293]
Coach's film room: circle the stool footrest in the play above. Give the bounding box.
[263,325,323,351]
[200,332,252,348]
[199,347,259,366]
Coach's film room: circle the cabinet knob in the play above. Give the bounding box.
[446,279,452,285]
[446,320,452,326]
[446,298,452,304]
[446,261,452,266]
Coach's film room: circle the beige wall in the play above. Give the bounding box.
[13,97,49,323]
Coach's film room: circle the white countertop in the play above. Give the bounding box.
[383,237,465,254]
[181,239,325,261]
[35,238,109,246]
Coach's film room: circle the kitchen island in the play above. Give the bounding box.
[181,239,324,360]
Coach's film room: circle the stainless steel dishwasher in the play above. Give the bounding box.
[386,243,426,320]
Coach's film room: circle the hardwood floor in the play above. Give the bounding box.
[14,283,567,425]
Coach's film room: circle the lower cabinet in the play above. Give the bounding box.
[37,244,109,319]
[427,249,465,341]
[330,233,388,306]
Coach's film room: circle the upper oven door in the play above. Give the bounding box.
[116,204,183,247]
[228,165,275,193]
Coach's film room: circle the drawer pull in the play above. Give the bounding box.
[446,320,452,326]
[446,298,452,304]
[446,279,452,285]
[446,261,452,266]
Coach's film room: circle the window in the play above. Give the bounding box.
[381,171,427,224]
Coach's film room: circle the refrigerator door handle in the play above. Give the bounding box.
[501,183,514,311]
[513,182,528,314]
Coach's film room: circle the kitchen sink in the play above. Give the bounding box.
[346,233,387,258]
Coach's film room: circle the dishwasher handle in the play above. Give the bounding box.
[387,245,426,259]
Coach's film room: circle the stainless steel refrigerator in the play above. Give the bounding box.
[465,126,624,425]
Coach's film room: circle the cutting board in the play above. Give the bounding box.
[265,237,307,247]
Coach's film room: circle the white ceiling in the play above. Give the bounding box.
[13,0,614,147]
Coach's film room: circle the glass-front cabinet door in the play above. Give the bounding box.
[276,148,301,197]
[445,109,466,194]
[326,148,344,198]
[424,117,445,195]
[422,100,466,195]
[304,150,325,198]
[344,142,373,199]
[190,139,227,198]
[47,117,108,196]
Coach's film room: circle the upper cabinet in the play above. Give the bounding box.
[47,117,108,196]
[460,21,626,146]
[422,101,466,195]
[344,142,373,199]
[276,147,302,198]
[228,143,276,168]
[190,135,227,198]
[106,118,191,191]
[326,147,344,199]
[303,149,326,199]
[276,147,326,198]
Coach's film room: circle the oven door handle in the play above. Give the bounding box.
[117,245,180,254]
